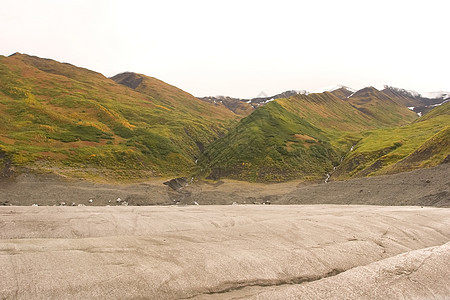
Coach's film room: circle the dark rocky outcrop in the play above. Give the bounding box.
[0,151,14,180]
[110,72,143,89]
[163,177,188,191]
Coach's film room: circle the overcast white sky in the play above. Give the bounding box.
[1,0,448,98]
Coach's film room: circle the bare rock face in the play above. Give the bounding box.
[163,177,193,204]
[163,177,188,191]
[110,72,143,89]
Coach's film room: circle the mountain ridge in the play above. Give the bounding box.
[198,89,449,182]
[0,53,237,180]
[1,53,448,183]
[200,85,449,117]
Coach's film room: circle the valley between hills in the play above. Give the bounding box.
[0,53,449,187]
[1,53,450,300]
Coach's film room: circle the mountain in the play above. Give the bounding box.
[198,88,428,182]
[421,91,450,101]
[111,72,234,120]
[198,95,254,116]
[329,87,354,100]
[277,90,412,131]
[0,53,237,180]
[198,90,309,114]
[346,87,418,126]
[198,101,339,182]
[382,85,449,116]
[382,86,449,105]
[1,53,448,183]
[333,102,450,179]
[203,85,449,120]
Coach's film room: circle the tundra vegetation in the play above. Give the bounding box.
[0,53,449,182]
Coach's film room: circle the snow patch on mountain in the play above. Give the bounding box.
[429,99,449,107]
[421,91,450,100]
[384,85,420,98]
[313,85,356,94]
[276,90,310,97]
[347,91,357,99]
[385,85,450,100]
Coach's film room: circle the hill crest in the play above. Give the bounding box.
[1,53,448,183]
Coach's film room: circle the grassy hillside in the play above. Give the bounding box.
[0,53,445,183]
[111,72,236,120]
[0,53,237,180]
[346,87,417,126]
[199,89,446,182]
[277,92,378,132]
[277,90,418,152]
[333,102,450,179]
[329,87,354,100]
[198,101,340,182]
[381,86,424,107]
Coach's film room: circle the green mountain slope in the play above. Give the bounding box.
[346,87,417,126]
[199,89,445,182]
[333,102,450,179]
[198,101,339,182]
[416,101,450,121]
[277,92,384,132]
[0,53,446,183]
[277,90,418,150]
[111,72,235,120]
[329,87,354,100]
[0,53,237,180]
[381,86,424,107]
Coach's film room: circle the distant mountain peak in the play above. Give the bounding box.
[353,86,380,95]
[421,91,450,100]
[383,85,450,101]
[8,52,22,57]
[329,85,356,93]
[383,85,420,98]
[256,91,268,98]
[313,85,356,94]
